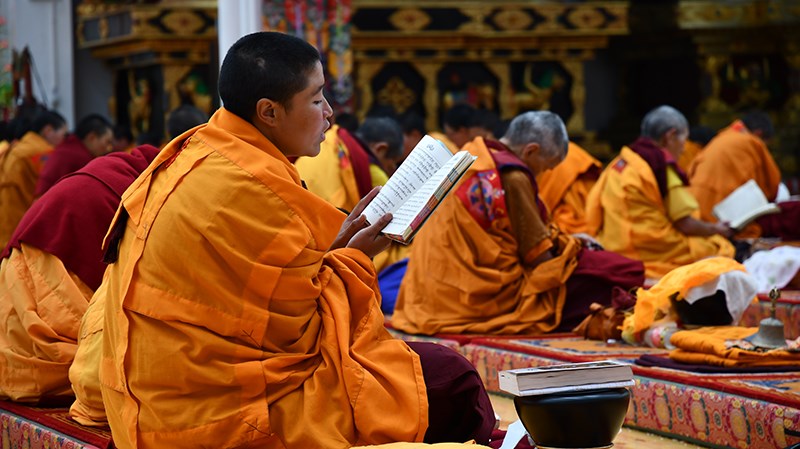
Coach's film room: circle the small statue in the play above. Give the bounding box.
[748,287,786,349]
[128,72,152,135]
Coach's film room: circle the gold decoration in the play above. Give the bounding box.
[699,55,733,114]
[493,8,532,32]
[161,10,206,36]
[566,7,606,30]
[389,8,430,32]
[561,60,585,133]
[377,76,417,114]
[356,62,386,120]
[458,6,492,33]
[678,2,757,29]
[128,72,152,136]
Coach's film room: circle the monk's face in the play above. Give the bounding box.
[663,127,688,159]
[42,124,68,147]
[266,62,333,158]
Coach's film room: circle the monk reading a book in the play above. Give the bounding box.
[586,105,735,279]
[97,32,494,448]
[536,141,602,235]
[392,111,645,335]
[688,110,783,238]
[0,144,159,404]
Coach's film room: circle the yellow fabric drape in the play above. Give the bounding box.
[622,257,748,339]
[669,326,800,367]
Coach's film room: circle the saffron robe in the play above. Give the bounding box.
[69,284,107,426]
[392,138,643,335]
[99,108,428,449]
[586,146,734,279]
[429,131,460,154]
[295,125,386,211]
[669,326,800,368]
[0,131,53,247]
[688,121,781,237]
[536,142,601,234]
[0,146,159,404]
[677,139,702,173]
[35,134,96,197]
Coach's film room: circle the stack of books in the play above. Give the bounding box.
[498,360,635,396]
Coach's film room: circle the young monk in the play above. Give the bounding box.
[586,105,734,279]
[0,109,67,247]
[392,111,645,335]
[97,32,494,448]
[0,144,159,403]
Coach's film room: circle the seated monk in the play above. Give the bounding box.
[586,105,735,279]
[35,114,114,197]
[96,32,494,448]
[688,110,781,238]
[0,144,159,403]
[295,115,403,211]
[392,111,645,335]
[437,103,476,153]
[0,109,68,247]
[536,142,601,235]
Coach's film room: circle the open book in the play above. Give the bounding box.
[363,135,476,244]
[712,179,781,230]
[498,360,634,396]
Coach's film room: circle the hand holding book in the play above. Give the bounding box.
[363,135,476,244]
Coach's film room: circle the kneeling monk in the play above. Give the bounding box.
[392,111,645,335]
[98,32,494,449]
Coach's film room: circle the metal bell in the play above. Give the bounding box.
[748,287,786,349]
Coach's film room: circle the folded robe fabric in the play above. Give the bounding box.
[669,326,800,367]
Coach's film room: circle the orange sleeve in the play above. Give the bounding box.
[501,169,552,264]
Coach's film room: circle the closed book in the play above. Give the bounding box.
[498,361,634,397]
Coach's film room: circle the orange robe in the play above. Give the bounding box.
[669,326,800,367]
[688,121,781,237]
[392,137,583,335]
[586,147,734,279]
[0,244,93,402]
[68,284,108,426]
[0,132,53,246]
[677,139,702,173]
[429,131,460,154]
[536,142,601,234]
[100,108,427,449]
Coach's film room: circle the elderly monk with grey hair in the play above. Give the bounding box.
[586,105,735,280]
[392,111,645,335]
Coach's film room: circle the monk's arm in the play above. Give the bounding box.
[673,216,733,238]
[501,169,553,268]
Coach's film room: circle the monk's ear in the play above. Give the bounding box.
[254,98,280,127]
[371,142,389,158]
[521,142,540,160]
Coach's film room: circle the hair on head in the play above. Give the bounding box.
[640,105,688,141]
[503,110,568,159]
[218,32,321,121]
[356,116,404,159]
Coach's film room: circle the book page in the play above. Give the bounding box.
[363,135,453,224]
[380,151,471,236]
[713,179,780,229]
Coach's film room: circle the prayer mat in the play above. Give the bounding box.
[460,335,800,449]
[0,400,112,449]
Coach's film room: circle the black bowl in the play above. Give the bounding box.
[514,387,630,448]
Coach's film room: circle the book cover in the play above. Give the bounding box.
[498,361,634,396]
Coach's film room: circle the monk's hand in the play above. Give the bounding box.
[573,232,603,251]
[714,222,736,239]
[329,186,383,251]
[346,212,393,258]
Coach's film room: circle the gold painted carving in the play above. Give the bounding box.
[699,55,732,114]
[493,8,532,32]
[389,8,431,32]
[561,60,585,133]
[566,7,606,30]
[377,76,417,114]
[161,10,206,36]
